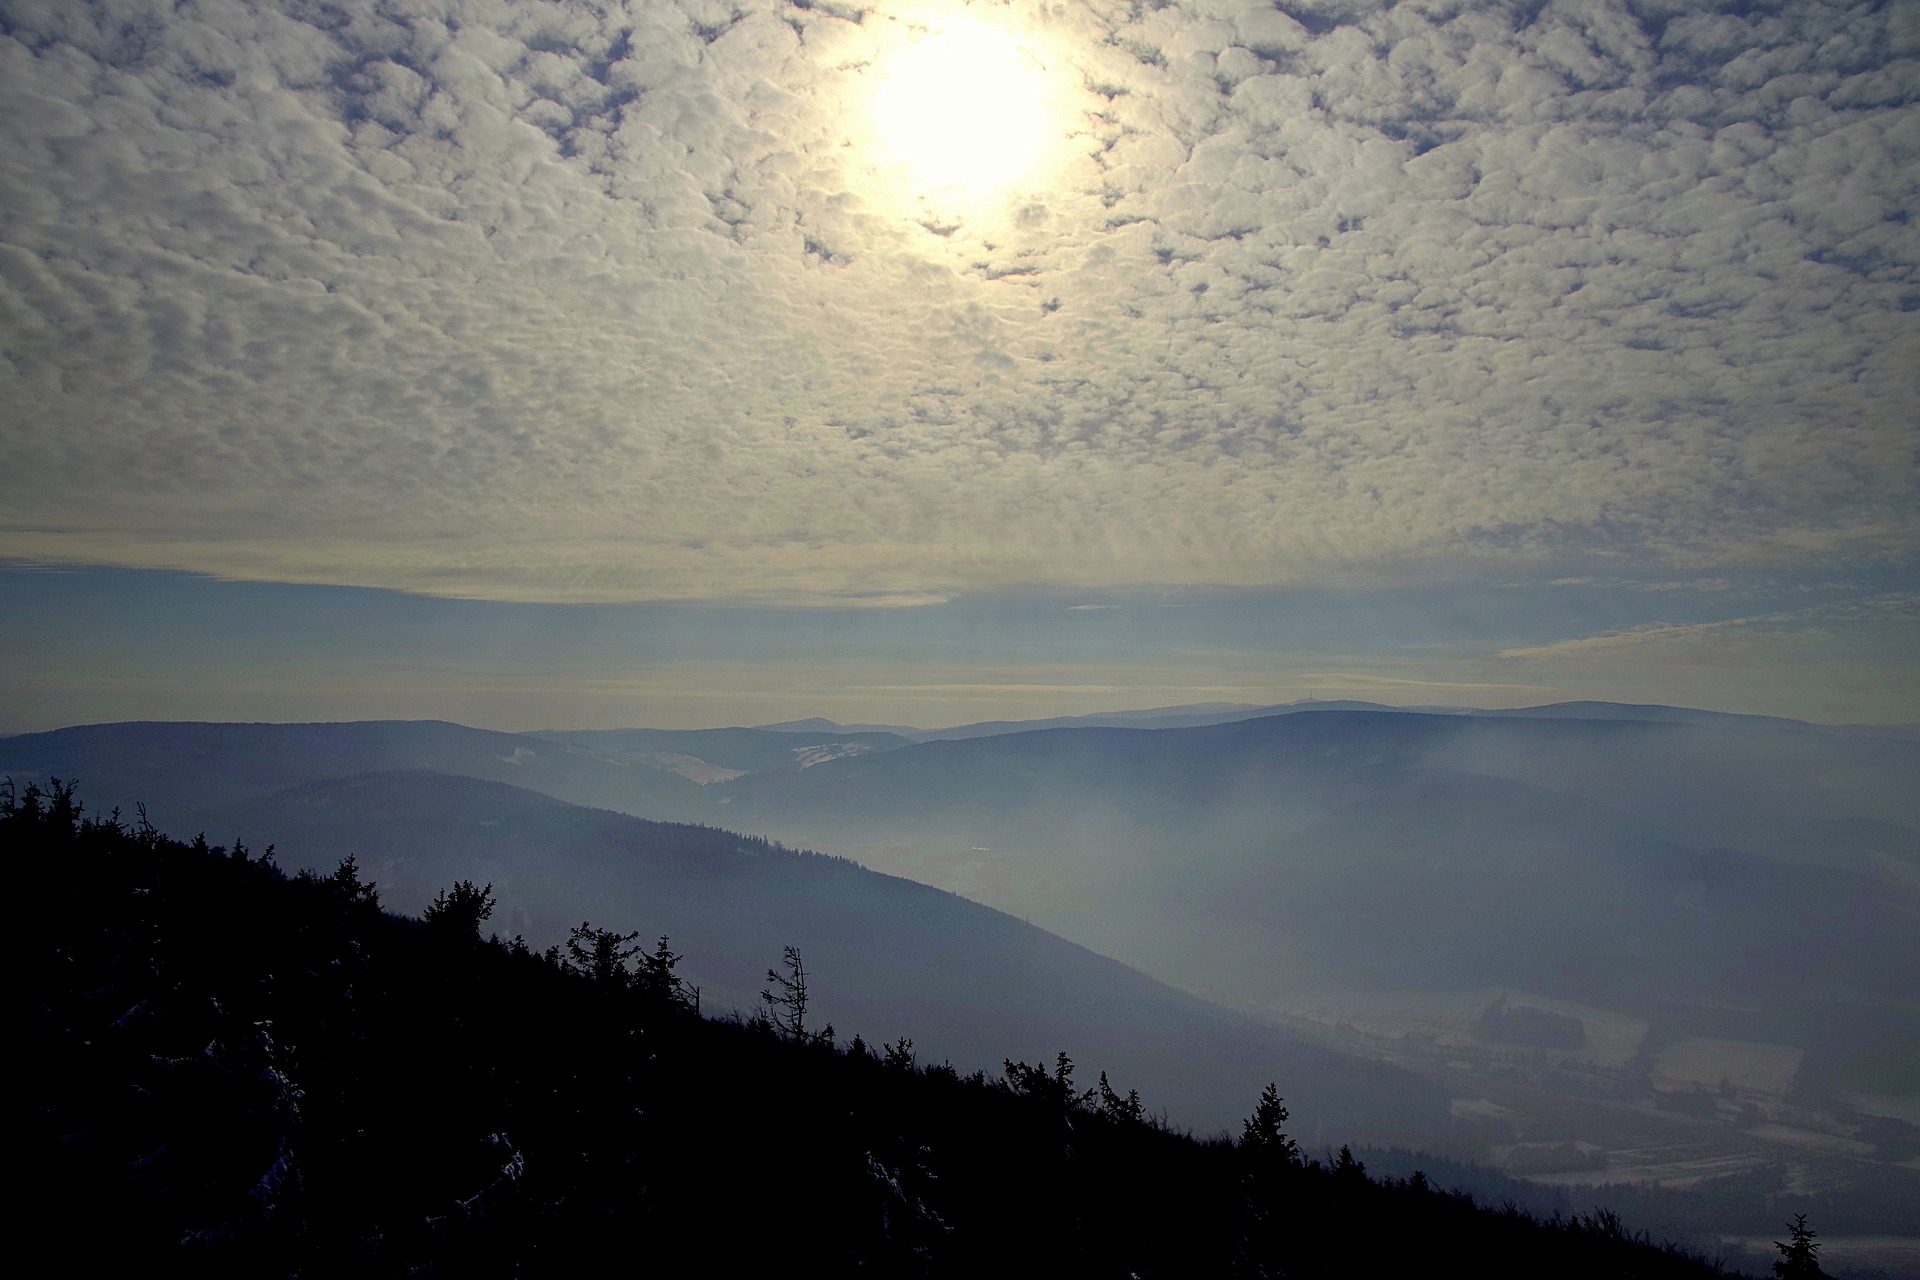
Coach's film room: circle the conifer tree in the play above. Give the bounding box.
[423,879,496,939]
[1239,1083,1300,1164]
[1332,1145,1366,1181]
[1234,1082,1303,1276]
[1002,1052,1097,1116]
[635,934,698,1012]
[1095,1071,1145,1124]
[327,854,380,910]
[566,921,644,986]
[1773,1214,1826,1279]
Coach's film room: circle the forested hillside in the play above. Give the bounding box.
[15,778,1746,1278]
[140,766,1440,1136]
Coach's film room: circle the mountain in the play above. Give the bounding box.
[17,789,1733,1277]
[0,719,711,833]
[14,708,1918,1253]
[755,697,1910,745]
[160,767,1445,1138]
[894,699,1442,742]
[17,711,1913,1047]
[911,702,1286,739]
[754,715,926,735]
[708,709,1920,1095]
[756,700,1453,743]
[1464,700,1818,729]
[527,725,914,781]
[714,705,1920,883]
[16,711,1914,1023]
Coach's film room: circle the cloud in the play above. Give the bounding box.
[1498,593,1917,659]
[1,0,1915,602]
[861,683,1122,693]
[1638,578,1734,593]
[1298,673,1559,697]
[1534,574,1735,591]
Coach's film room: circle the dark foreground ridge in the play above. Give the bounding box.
[16,780,1750,1278]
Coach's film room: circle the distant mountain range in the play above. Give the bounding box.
[0,718,711,830]
[755,698,1450,740]
[527,725,914,782]
[755,697,1920,742]
[0,719,1442,1137]
[705,710,1918,1071]
[7,699,1916,1123]
[15,792,1743,1277]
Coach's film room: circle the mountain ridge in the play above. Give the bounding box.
[144,765,1449,1138]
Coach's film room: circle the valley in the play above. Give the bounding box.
[6,700,1916,1273]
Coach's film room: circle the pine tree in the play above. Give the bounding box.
[1773,1214,1825,1279]
[1239,1083,1300,1164]
[1235,1082,1303,1276]
[1332,1144,1366,1181]
[566,921,644,986]
[635,934,698,1012]
[1002,1052,1096,1113]
[326,855,380,910]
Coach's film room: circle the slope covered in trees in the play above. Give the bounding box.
[190,767,1438,1136]
[15,779,1745,1278]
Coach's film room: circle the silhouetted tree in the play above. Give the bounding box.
[1095,1071,1144,1124]
[2,776,83,834]
[567,921,645,986]
[225,836,274,865]
[1003,1051,1095,1114]
[326,854,380,910]
[423,879,496,939]
[761,945,811,1040]
[635,934,698,1013]
[1240,1083,1300,1165]
[1235,1082,1305,1275]
[883,1037,917,1072]
[1773,1214,1826,1278]
[1332,1145,1366,1182]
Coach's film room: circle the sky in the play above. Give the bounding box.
[1,0,1915,731]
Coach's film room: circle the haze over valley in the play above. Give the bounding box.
[9,697,1916,1272]
[6,0,1916,1270]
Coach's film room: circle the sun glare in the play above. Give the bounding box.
[870,15,1066,203]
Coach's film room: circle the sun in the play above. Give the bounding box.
[869,13,1070,204]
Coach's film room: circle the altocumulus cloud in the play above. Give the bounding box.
[1,0,1915,602]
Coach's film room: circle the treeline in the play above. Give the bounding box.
[15,779,1752,1277]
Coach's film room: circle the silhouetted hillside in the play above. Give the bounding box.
[14,779,1744,1278]
[13,713,1913,1106]
[194,768,1441,1138]
[12,709,1915,1257]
